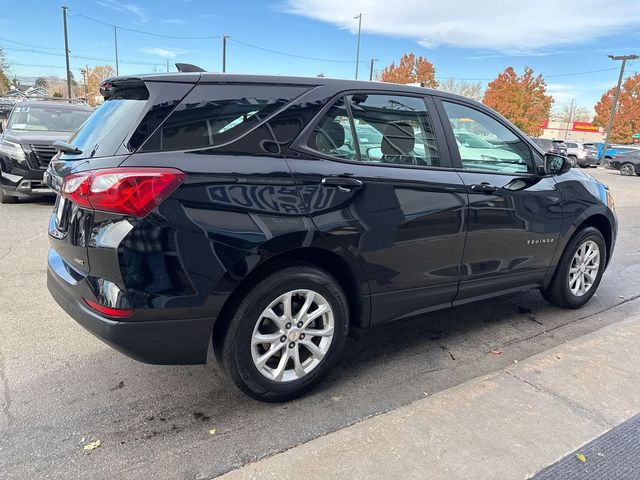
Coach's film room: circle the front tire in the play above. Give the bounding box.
[568,156,578,168]
[620,163,636,176]
[0,187,17,204]
[218,266,349,402]
[542,227,606,308]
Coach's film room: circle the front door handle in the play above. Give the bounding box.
[321,177,363,192]
[470,182,498,194]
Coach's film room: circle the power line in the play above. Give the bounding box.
[0,36,62,51]
[1,45,165,67]
[70,13,221,40]
[228,38,367,63]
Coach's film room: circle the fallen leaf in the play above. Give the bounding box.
[576,453,586,463]
[84,440,101,452]
[490,349,502,355]
[209,428,217,435]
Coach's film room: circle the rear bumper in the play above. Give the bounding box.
[47,248,213,365]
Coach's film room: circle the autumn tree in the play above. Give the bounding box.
[380,53,438,87]
[438,78,483,101]
[482,66,552,136]
[593,73,640,144]
[85,65,115,105]
[0,47,9,95]
[34,77,47,89]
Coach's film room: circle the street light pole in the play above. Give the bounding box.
[114,26,119,75]
[62,5,72,99]
[564,98,574,141]
[222,34,229,73]
[369,58,377,81]
[601,54,639,163]
[354,14,362,80]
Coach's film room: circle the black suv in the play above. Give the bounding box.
[530,137,568,156]
[46,73,617,401]
[0,99,92,203]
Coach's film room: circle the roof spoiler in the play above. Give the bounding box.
[175,63,206,73]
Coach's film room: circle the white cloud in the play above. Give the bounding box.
[283,0,640,54]
[162,19,187,26]
[141,47,189,58]
[96,0,148,24]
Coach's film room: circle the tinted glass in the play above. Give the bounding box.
[565,142,577,148]
[307,98,357,160]
[142,84,309,151]
[347,94,439,167]
[66,87,149,159]
[8,105,91,132]
[443,101,533,174]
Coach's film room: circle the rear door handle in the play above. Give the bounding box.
[321,177,363,191]
[470,182,498,193]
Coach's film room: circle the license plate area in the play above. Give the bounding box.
[55,195,70,231]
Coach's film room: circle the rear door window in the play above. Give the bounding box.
[141,84,310,152]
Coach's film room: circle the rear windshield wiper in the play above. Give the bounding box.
[52,140,83,155]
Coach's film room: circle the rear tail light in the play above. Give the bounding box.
[84,298,134,318]
[61,168,186,217]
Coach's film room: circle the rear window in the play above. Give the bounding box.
[8,105,91,132]
[140,84,310,152]
[65,81,192,159]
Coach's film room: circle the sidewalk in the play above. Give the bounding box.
[220,315,640,480]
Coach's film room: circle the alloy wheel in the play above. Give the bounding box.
[620,163,635,176]
[568,240,600,297]
[251,289,334,382]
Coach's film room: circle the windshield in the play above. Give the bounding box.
[455,131,494,149]
[8,105,91,132]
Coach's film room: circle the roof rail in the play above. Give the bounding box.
[18,95,89,106]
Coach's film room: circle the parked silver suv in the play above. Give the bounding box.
[565,141,598,168]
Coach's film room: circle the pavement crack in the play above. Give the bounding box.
[0,348,16,426]
[503,369,612,428]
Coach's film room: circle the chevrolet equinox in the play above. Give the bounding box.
[46,73,617,401]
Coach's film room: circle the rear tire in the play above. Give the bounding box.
[542,227,606,309]
[218,266,349,402]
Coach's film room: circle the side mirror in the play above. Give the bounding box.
[542,153,571,176]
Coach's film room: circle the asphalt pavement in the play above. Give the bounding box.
[1,168,639,479]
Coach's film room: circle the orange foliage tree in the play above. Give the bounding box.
[593,73,640,144]
[380,53,438,87]
[482,66,552,136]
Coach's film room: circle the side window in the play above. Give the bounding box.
[442,101,534,174]
[307,98,357,161]
[347,94,440,167]
[141,84,309,152]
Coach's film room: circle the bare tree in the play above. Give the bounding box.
[438,78,483,101]
[552,103,592,122]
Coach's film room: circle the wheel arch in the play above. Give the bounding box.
[211,245,368,358]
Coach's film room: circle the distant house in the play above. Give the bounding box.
[6,85,49,98]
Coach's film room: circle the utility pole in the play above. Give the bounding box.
[62,5,72,99]
[114,26,119,75]
[564,98,574,140]
[369,58,377,81]
[222,34,229,73]
[166,59,169,72]
[354,14,362,80]
[601,54,639,162]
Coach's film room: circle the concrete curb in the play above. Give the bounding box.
[219,315,640,480]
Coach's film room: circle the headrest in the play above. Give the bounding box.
[309,120,345,153]
[381,122,415,156]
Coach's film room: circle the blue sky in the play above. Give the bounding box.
[2,0,640,113]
